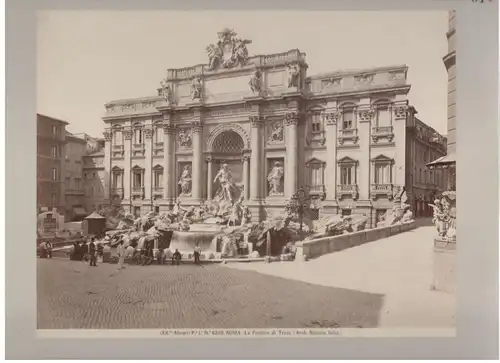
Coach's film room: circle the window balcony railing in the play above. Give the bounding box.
[337,184,359,200]
[153,186,164,198]
[132,143,145,157]
[370,183,394,200]
[153,142,164,156]
[338,128,359,145]
[132,187,145,199]
[307,184,326,199]
[371,126,394,143]
[111,188,124,199]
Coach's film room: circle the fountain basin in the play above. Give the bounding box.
[169,229,219,253]
[188,223,224,233]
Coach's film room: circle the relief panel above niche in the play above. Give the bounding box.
[204,75,252,103]
[267,70,285,88]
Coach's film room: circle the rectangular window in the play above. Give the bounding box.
[376,107,391,127]
[374,164,392,184]
[340,166,354,185]
[51,145,58,158]
[154,170,163,187]
[135,129,143,144]
[311,114,322,133]
[52,168,57,181]
[112,172,123,189]
[51,193,57,205]
[155,128,163,144]
[113,130,123,146]
[342,109,354,130]
[133,172,143,188]
[65,177,70,188]
[75,178,81,189]
[154,206,160,214]
[52,125,57,138]
[134,206,141,218]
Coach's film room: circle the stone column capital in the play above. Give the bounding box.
[324,111,341,125]
[241,155,251,163]
[190,120,203,133]
[249,115,265,128]
[357,108,375,123]
[123,129,133,140]
[206,155,214,163]
[103,131,112,141]
[163,123,176,134]
[144,127,154,139]
[284,111,301,126]
[393,105,408,120]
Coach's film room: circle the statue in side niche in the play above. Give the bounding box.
[287,64,300,88]
[267,161,284,196]
[190,76,203,100]
[249,69,262,93]
[178,165,192,196]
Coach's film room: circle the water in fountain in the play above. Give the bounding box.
[169,229,219,253]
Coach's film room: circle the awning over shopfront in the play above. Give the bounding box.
[426,152,456,169]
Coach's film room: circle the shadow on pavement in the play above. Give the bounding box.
[37,259,385,329]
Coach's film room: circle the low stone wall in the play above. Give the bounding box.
[295,221,416,260]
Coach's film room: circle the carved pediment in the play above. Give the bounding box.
[371,154,394,163]
[305,157,325,166]
[337,156,357,165]
[111,166,123,172]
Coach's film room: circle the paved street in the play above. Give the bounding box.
[225,224,456,328]
[37,258,384,329]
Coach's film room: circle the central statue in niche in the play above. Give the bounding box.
[213,163,237,203]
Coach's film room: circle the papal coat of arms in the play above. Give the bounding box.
[206,28,252,71]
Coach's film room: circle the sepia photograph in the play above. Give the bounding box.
[35,9,458,332]
[5,0,499,359]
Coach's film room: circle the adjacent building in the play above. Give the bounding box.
[64,132,87,220]
[37,113,68,214]
[101,29,446,227]
[428,10,456,187]
[83,144,107,213]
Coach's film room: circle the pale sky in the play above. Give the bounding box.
[37,10,448,137]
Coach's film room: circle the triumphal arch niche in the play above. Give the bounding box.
[102,27,411,223]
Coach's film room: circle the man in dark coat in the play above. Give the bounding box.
[172,249,182,266]
[88,238,97,267]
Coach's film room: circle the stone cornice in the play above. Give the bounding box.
[306,85,412,101]
[307,64,408,81]
[166,49,308,81]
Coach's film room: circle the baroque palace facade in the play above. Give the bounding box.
[102,29,446,227]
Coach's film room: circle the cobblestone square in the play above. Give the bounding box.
[37,259,384,329]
